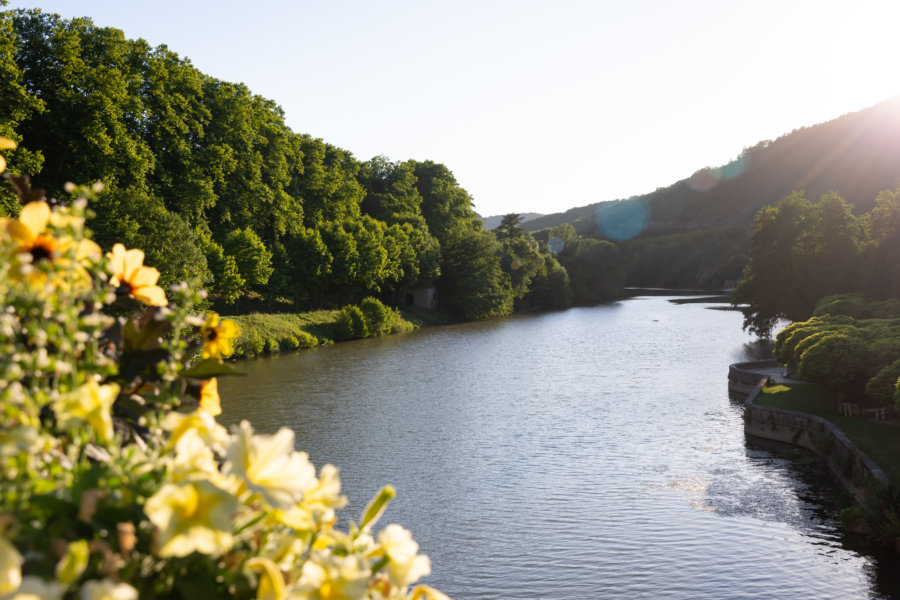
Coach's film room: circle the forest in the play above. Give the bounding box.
[0,9,624,320]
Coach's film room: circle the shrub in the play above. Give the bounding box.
[866,359,900,405]
[361,297,394,336]
[797,333,867,389]
[336,305,369,340]
[0,152,446,600]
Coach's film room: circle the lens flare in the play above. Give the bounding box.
[547,237,564,254]
[595,198,648,241]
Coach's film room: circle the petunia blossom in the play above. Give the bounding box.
[225,421,316,510]
[144,479,238,558]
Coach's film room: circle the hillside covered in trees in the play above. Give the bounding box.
[0,9,624,318]
[523,97,900,290]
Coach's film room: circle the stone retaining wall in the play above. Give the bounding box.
[731,364,888,504]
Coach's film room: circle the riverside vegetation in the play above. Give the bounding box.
[0,142,449,599]
[733,188,900,547]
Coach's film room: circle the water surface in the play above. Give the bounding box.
[221,296,895,599]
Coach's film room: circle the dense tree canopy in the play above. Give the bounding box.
[0,8,622,318]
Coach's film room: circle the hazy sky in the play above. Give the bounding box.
[8,0,900,217]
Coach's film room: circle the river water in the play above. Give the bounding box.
[220,296,897,599]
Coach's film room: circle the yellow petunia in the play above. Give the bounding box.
[106,243,167,306]
[376,524,431,588]
[161,409,229,454]
[144,479,238,558]
[244,557,286,600]
[53,381,119,444]
[225,421,316,510]
[199,378,222,416]
[0,136,15,174]
[0,537,23,596]
[286,551,370,600]
[200,313,241,359]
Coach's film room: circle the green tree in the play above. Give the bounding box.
[223,227,273,294]
[413,160,481,244]
[438,229,513,319]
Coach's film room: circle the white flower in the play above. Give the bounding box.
[225,421,316,510]
[7,575,64,599]
[377,524,431,588]
[80,579,138,600]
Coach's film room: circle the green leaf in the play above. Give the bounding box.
[181,358,244,379]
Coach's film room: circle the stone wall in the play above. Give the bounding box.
[732,365,888,504]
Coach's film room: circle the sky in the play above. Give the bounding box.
[7,0,900,218]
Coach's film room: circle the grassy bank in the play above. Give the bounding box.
[756,383,900,478]
[228,303,456,359]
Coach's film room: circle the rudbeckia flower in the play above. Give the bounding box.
[7,201,58,263]
[144,479,238,558]
[106,243,167,306]
[200,313,241,359]
[4,201,101,290]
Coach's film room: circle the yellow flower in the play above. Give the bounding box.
[198,378,222,416]
[55,540,89,584]
[409,585,452,600]
[225,421,316,510]
[106,243,167,306]
[376,525,431,588]
[245,557,286,600]
[200,313,241,359]
[0,137,15,174]
[303,464,348,520]
[79,579,138,600]
[286,551,370,600]
[3,201,100,291]
[161,409,229,454]
[53,381,119,444]
[167,429,223,484]
[144,479,238,558]
[0,537,23,596]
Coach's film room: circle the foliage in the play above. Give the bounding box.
[0,152,449,599]
[438,230,513,320]
[230,314,320,358]
[732,192,862,337]
[360,297,396,336]
[336,304,369,340]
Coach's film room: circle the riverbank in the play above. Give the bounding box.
[731,361,889,501]
[227,304,457,359]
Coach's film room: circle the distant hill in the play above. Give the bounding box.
[523,96,900,236]
[481,212,544,230]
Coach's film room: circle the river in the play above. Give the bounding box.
[220,295,897,599]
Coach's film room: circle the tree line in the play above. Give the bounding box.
[0,9,624,318]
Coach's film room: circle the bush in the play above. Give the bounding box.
[797,333,867,389]
[866,359,900,405]
[0,157,446,599]
[336,304,369,340]
[361,297,395,335]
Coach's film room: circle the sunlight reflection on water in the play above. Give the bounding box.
[221,297,895,600]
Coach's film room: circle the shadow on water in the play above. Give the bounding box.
[743,436,900,599]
